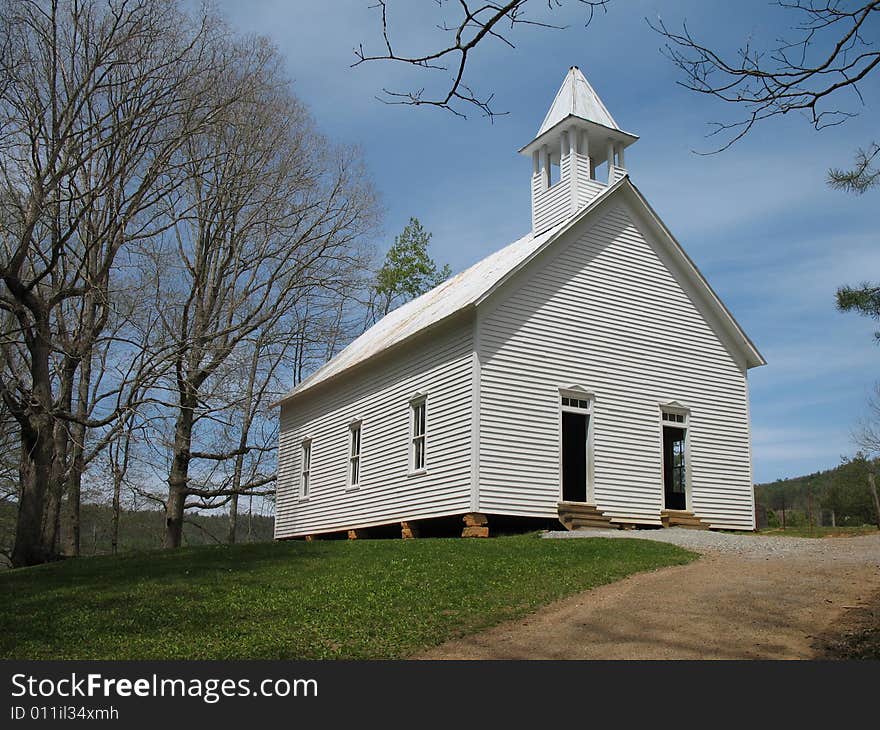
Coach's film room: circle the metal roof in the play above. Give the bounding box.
[537,66,619,136]
[278,219,567,403]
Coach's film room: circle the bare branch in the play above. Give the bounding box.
[650,1,880,153]
[353,0,609,119]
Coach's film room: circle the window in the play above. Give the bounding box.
[300,440,311,499]
[411,398,426,471]
[561,395,591,411]
[662,411,685,424]
[349,422,361,487]
[670,437,686,491]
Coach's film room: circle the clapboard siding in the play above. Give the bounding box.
[532,156,572,234]
[275,314,474,538]
[576,159,605,208]
[609,166,627,184]
[477,201,755,529]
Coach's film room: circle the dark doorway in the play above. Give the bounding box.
[663,426,687,510]
[562,411,588,502]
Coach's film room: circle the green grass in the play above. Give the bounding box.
[756,525,879,538]
[0,534,694,660]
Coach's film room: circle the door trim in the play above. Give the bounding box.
[558,387,595,504]
[659,403,692,511]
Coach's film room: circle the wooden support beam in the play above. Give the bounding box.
[462,512,489,538]
[400,521,419,539]
[606,141,615,184]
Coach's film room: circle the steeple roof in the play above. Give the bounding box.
[537,66,619,136]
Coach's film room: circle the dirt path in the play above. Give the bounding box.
[418,532,880,660]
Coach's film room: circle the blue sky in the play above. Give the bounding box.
[218,0,880,483]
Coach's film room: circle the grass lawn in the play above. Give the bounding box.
[0,534,694,660]
[756,526,879,538]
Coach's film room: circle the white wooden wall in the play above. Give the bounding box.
[576,165,605,208]
[275,315,474,538]
[531,154,572,235]
[477,200,755,530]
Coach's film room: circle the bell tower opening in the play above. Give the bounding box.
[520,66,638,236]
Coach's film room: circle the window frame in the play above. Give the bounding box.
[410,395,427,474]
[299,438,312,501]
[348,420,362,490]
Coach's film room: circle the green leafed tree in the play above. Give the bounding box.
[836,283,880,340]
[367,218,452,324]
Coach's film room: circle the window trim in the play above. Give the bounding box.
[299,438,312,501]
[560,392,593,414]
[409,395,428,475]
[348,420,362,490]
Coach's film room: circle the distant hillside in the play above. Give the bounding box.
[755,459,880,528]
[0,502,274,568]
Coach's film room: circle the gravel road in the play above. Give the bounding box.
[543,527,880,565]
[418,529,880,659]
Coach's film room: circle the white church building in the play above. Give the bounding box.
[274,67,765,539]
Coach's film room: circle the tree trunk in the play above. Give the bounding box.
[227,339,261,545]
[164,395,195,549]
[868,472,880,530]
[40,410,72,558]
[40,359,77,559]
[164,481,187,549]
[247,495,253,542]
[41,486,63,558]
[227,493,238,545]
[63,468,83,557]
[11,327,57,567]
[12,433,54,567]
[62,346,93,557]
[111,464,122,555]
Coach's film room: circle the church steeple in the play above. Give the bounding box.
[520,67,638,235]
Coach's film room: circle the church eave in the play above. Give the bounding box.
[518,114,639,157]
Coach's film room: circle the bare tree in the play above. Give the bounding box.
[1,1,377,564]
[225,328,290,544]
[150,38,378,548]
[353,0,609,119]
[651,3,880,349]
[650,2,880,161]
[0,0,231,566]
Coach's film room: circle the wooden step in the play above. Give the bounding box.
[558,502,614,531]
[661,509,709,530]
[569,520,616,530]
